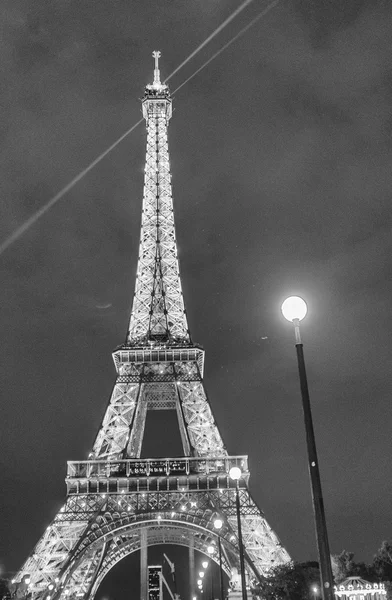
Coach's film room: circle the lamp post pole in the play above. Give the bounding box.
[235,481,247,600]
[229,467,247,600]
[213,519,224,600]
[282,297,334,600]
[218,536,224,600]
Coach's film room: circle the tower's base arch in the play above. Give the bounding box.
[59,516,240,600]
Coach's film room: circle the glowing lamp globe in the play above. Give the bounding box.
[207,545,215,554]
[229,466,241,481]
[214,518,223,530]
[202,561,208,569]
[281,296,307,322]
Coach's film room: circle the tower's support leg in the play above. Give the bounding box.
[189,533,195,600]
[140,528,148,600]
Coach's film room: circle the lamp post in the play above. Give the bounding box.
[229,466,247,600]
[214,518,224,600]
[281,296,334,600]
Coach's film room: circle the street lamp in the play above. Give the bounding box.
[282,296,334,600]
[214,518,224,600]
[312,585,319,600]
[229,466,247,600]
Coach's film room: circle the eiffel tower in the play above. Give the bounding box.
[14,52,290,600]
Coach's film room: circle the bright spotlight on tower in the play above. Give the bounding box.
[229,466,241,481]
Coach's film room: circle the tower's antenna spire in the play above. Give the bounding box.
[152,50,162,85]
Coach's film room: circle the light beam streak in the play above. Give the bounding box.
[0,0,281,257]
[172,0,281,95]
[164,0,256,83]
[0,120,143,256]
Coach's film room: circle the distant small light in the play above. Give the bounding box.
[207,545,214,554]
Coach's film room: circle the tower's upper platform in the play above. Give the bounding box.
[142,50,172,120]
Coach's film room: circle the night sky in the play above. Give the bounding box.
[1,0,392,595]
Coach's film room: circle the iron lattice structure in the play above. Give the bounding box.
[15,53,290,600]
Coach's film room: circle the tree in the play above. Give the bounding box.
[252,562,320,600]
[373,541,392,580]
[373,541,392,600]
[331,551,377,583]
[0,580,11,600]
[331,551,355,583]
